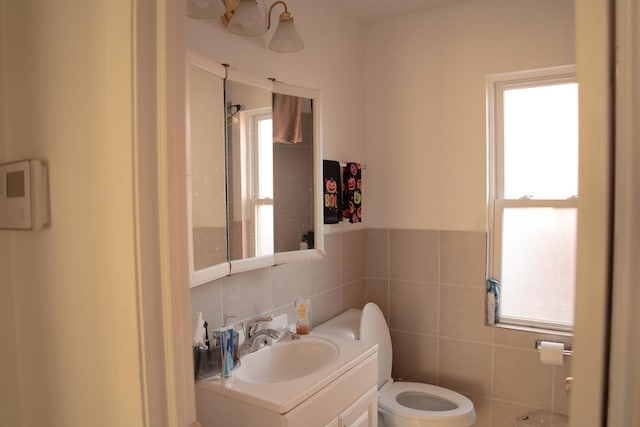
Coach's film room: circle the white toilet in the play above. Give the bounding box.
[314,303,476,427]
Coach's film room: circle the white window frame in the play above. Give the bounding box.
[487,65,577,332]
[243,107,273,257]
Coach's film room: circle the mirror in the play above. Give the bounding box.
[273,95,315,253]
[225,76,274,268]
[225,71,324,273]
[271,83,324,265]
[186,59,325,283]
[186,51,230,286]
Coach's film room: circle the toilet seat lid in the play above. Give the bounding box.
[360,302,392,388]
[378,382,476,424]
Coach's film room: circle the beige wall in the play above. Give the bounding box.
[0,1,145,425]
[365,229,572,427]
[570,0,613,424]
[0,3,22,422]
[363,0,575,230]
[0,2,25,424]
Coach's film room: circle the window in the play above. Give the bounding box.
[242,107,274,257]
[253,114,274,256]
[487,66,578,332]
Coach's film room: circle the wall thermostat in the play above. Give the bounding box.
[0,160,49,230]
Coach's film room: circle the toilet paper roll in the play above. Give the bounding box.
[539,341,565,366]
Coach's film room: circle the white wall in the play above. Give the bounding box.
[0,1,145,425]
[363,0,575,230]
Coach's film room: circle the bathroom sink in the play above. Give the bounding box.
[196,332,377,415]
[234,337,339,383]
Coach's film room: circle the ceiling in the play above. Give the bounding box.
[337,0,469,23]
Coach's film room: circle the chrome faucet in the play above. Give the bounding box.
[242,316,300,353]
[246,328,281,352]
[245,316,273,340]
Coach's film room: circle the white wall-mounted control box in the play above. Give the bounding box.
[0,160,49,230]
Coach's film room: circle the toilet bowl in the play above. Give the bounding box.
[314,303,476,427]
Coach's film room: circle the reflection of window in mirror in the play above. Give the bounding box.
[225,78,273,262]
[245,109,274,257]
[252,112,273,256]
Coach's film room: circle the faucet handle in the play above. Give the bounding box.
[223,313,237,327]
[247,316,273,338]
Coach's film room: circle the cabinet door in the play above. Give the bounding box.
[338,386,377,427]
[325,417,340,427]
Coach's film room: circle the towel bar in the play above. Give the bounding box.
[339,162,367,169]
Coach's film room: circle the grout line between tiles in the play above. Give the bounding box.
[490,396,554,412]
[436,230,441,385]
[550,365,557,413]
[386,228,391,322]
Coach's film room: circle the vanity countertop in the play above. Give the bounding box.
[196,331,377,414]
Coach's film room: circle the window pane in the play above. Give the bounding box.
[500,207,576,325]
[258,118,273,198]
[256,204,273,256]
[503,83,578,199]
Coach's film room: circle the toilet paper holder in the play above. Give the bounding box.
[535,340,573,356]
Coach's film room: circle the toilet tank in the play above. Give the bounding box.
[313,308,362,340]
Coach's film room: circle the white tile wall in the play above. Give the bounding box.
[365,228,573,426]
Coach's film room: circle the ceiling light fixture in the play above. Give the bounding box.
[221,0,304,53]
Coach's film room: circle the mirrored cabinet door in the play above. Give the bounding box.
[273,95,315,253]
[224,76,275,272]
[272,83,325,264]
[187,58,325,284]
[225,75,325,271]
[187,52,230,286]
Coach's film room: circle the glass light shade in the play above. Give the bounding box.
[228,0,267,36]
[186,0,216,18]
[269,19,304,53]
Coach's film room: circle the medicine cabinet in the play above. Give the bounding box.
[186,50,324,286]
[187,51,230,286]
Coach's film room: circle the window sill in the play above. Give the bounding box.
[492,322,574,338]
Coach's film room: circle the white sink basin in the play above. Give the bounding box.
[234,337,339,383]
[196,332,377,414]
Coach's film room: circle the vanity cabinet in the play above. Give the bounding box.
[196,350,377,427]
[326,386,377,427]
[283,355,377,427]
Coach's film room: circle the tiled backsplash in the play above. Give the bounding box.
[189,228,572,427]
[190,231,367,334]
[364,228,572,427]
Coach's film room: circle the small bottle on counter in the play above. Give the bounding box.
[299,235,308,250]
[295,298,311,335]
